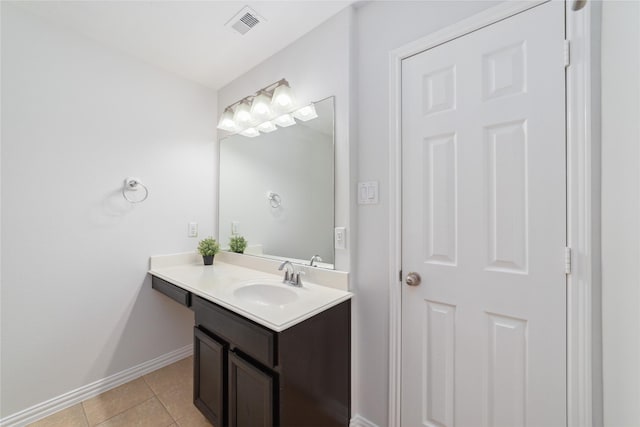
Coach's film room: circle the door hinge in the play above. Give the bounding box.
[399,269,403,282]
[564,247,572,274]
[564,40,571,68]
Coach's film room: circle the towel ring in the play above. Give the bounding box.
[267,191,281,208]
[122,177,149,203]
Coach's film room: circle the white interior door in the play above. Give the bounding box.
[401,2,566,426]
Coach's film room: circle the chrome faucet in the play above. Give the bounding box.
[309,254,323,267]
[278,260,303,287]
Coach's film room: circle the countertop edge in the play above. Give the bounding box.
[149,266,353,333]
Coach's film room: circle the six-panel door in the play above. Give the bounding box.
[401,2,567,426]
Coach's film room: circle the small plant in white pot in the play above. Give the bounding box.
[197,237,220,265]
[229,235,248,254]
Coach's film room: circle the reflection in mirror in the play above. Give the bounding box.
[219,97,335,268]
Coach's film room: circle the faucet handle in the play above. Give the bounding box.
[278,260,295,284]
[295,270,305,286]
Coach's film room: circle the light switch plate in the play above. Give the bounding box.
[334,227,346,250]
[358,181,379,204]
[188,222,198,237]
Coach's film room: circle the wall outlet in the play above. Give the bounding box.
[231,221,239,235]
[188,222,198,237]
[334,227,346,250]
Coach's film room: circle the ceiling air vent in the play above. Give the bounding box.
[226,6,265,35]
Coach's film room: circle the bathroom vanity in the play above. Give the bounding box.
[149,252,351,427]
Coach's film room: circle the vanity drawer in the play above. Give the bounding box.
[152,276,191,307]
[193,295,276,368]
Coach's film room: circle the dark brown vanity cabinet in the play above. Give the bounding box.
[193,322,276,427]
[191,295,350,427]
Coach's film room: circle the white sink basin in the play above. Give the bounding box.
[233,283,298,307]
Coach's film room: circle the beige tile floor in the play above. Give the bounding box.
[28,356,212,427]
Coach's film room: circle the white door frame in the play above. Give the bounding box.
[387,1,600,426]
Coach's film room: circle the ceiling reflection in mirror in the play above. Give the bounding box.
[219,97,335,268]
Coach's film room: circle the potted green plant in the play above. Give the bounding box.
[229,235,248,254]
[197,237,220,265]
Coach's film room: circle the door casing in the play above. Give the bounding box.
[387,1,600,426]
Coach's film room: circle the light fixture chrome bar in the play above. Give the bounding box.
[222,78,289,113]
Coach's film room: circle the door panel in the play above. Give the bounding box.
[424,300,456,427]
[424,133,457,266]
[401,2,566,426]
[194,327,227,427]
[228,351,274,427]
[485,120,528,273]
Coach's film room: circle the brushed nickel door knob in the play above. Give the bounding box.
[405,272,422,286]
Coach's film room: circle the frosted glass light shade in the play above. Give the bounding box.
[233,101,253,128]
[217,108,237,132]
[257,121,277,133]
[240,127,260,138]
[271,83,295,113]
[250,92,273,123]
[292,104,318,121]
[273,114,296,127]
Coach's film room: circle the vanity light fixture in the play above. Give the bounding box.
[270,81,295,114]
[233,99,253,127]
[250,90,273,123]
[217,79,321,138]
[217,107,238,132]
[217,79,294,135]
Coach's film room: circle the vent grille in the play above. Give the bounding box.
[240,13,259,28]
[226,6,264,35]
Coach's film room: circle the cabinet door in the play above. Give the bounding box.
[228,351,274,427]
[194,327,227,427]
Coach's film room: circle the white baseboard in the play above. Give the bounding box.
[350,414,380,427]
[0,345,193,427]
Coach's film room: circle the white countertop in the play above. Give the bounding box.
[149,255,352,332]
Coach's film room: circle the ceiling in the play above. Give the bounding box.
[14,1,353,90]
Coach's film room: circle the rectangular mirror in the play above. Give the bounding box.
[219,96,335,268]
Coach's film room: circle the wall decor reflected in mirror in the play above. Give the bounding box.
[219,96,335,268]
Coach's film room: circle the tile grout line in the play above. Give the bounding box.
[142,370,185,426]
[83,378,156,427]
[79,401,90,427]
[141,375,156,396]
[154,388,179,424]
[92,396,158,427]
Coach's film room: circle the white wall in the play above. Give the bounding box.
[601,1,640,425]
[0,3,217,418]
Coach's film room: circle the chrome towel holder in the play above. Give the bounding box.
[122,177,149,203]
[267,191,281,208]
